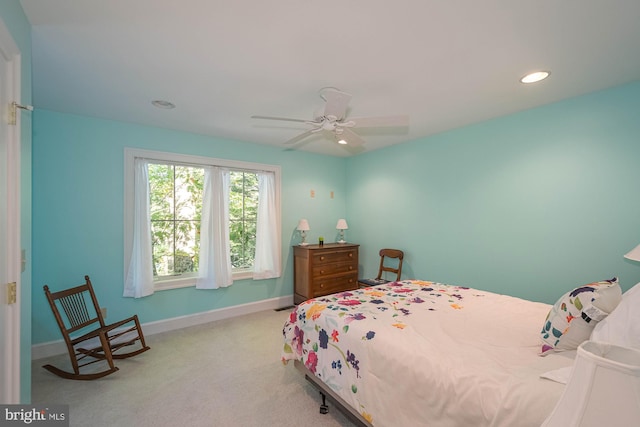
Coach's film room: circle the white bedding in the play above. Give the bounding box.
[282,280,572,426]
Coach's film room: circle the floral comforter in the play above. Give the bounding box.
[282,280,572,427]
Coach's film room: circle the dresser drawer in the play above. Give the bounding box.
[312,273,358,297]
[312,261,357,277]
[312,249,357,265]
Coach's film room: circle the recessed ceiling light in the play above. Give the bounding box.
[337,139,348,145]
[151,100,176,109]
[520,71,550,84]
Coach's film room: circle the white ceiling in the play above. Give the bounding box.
[20,0,640,157]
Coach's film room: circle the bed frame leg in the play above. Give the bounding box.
[319,391,329,414]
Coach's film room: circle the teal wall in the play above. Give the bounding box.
[31,111,348,345]
[20,0,640,401]
[32,82,640,350]
[347,81,640,304]
[0,0,32,404]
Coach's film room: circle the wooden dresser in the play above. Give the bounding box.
[293,243,359,304]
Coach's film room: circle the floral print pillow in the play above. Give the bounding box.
[540,277,622,356]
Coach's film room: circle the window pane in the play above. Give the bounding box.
[229,172,244,221]
[228,171,258,270]
[229,219,254,269]
[151,220,174,277]
[149,163,203,278]
[243,220,256,268]
[148,164,174,220]
[229,219,241,266]
[174,166,203,220]
[243,174,259,220]
[174,220,198,273]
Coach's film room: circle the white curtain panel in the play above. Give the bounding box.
[123,158,155,298]
[253,172,281,280]
[196,167,233,289]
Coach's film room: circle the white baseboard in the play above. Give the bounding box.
[32,295,294,360]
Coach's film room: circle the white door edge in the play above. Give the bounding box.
[0,15,22,404]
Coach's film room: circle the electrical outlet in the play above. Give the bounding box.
[100,307,107,318]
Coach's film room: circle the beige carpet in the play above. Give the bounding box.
[31,309,356,427]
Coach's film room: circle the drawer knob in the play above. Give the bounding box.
[320,270,325,274]
[320,283,324,288]
[348,266,353,270]
[348,253,353,258]
[320,256,325,261]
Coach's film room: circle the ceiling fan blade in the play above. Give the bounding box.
[322,89,352,120]
[251,115,310,124]
[349,115,410,128]
[339,128,366,147]
[284,129,315,145]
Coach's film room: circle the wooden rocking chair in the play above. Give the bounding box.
[43,275,150,380]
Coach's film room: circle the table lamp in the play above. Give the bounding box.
[297,219,310,246]
[624,243,640,261]
[336,219,348,244]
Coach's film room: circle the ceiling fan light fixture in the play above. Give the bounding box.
[520,71,550,84]
[252,87,408,151]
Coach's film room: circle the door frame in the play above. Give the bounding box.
[0,16,22,404]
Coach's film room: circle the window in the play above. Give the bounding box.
[146,166,260,279]
[124,149,281,294]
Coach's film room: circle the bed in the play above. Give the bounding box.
[281,280,578,427]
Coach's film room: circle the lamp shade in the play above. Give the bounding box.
[336,219,348,230]
[297,219,310,231]
[541,341,640,427]
[624,244,640,261]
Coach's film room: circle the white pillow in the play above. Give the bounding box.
[590,281,640,349]
[540,277,622,355]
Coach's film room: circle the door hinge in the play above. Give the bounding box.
[7,282,17,304]
[8,101,33,125]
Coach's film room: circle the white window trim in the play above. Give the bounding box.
[124,148,281,291]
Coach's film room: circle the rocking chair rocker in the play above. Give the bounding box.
[43,275,150,380]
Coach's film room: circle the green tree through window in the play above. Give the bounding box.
[147,164,259,279]
[148,164,203,277]
[229,171,258,270]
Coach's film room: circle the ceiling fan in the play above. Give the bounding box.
[251,87,409,148]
